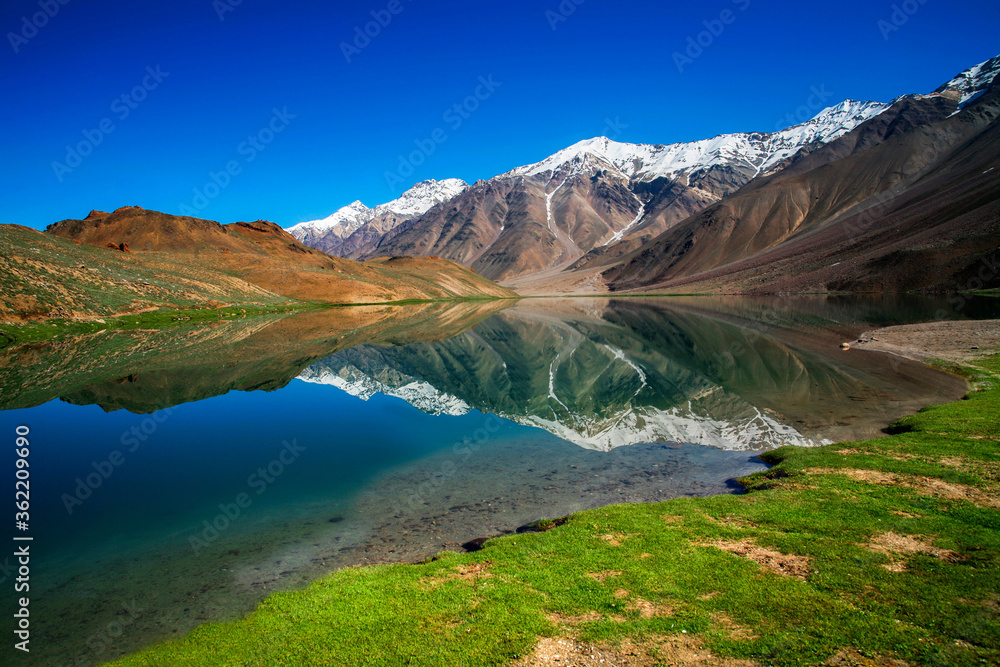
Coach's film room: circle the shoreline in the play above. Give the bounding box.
[853,318,1000,365]
[0,297,522,347]
[103,341,1000,665]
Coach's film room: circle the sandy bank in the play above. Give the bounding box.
[854,318,1000,363]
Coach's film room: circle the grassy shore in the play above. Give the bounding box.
[0,304,312,347]
[0,296,522,348]
[106,357,1000,666]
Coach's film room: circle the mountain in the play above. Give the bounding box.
[1,206,514,324]
[935,54,1000,109]
[287,179,468,258]
[296,101,886,283]
[599,58,1000,295]
[287,200,372,249]
[289,54,1000,294]
[504,100,889,186]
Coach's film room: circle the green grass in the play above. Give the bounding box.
[0,303,315,347]
[0,296,521,347]
[106,358,1000,666]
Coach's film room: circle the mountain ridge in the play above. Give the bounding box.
[288,179,468,257]
[1,205,515,325]
[287,53,1000,293]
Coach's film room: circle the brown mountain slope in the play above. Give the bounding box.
[2,208,514,322]
[361,167,658,282]
[362,162,756,284]
[0,223,287,322]
[602,84,1000,294]
[331,209,418,258]
[624,120,1000,295]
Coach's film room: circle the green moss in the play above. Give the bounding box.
[106,357,1000,666]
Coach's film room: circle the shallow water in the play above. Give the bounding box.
[0,295,993,666]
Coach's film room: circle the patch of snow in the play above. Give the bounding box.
[504,100,890,185]
[936,54,1000,110]
[287,201,371,237]
[287,179,468,239]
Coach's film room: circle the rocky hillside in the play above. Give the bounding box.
[287,179,468,258]
[288,54,1000,294]
[1,207,515,323]
[348,101,887,282]
[601,66,1000,294]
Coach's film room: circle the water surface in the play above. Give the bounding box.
[0,295,991,666]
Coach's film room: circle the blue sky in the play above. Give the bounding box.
[1,0,997,230]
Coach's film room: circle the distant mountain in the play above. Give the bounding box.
[504,100,888,186]
[292,101,887,281]
[934,54,1000,108]
[288,179,468,257]
[600,58,1000,294]
[288,200,372,248]
[288,53,1000,294]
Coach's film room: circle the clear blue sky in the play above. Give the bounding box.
[1,0,997,230]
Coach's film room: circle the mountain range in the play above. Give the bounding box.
[288,54,1000,295]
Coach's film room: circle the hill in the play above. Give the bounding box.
[0,208,516,324]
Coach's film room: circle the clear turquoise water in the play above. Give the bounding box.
[0,295,994,666]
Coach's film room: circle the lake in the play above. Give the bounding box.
[0,295,994,666]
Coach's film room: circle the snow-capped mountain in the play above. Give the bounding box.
[370,178,469,219]
[287,178,467,254]
[287,201,372,247]
[290,53,998,287]
[934,54,1000,110]
[357,99,892,281]
[507,100,889,184]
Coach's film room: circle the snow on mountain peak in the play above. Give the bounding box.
[507,98,889,185]
[762,99,890,170]
[288,179,468,237]
[372,178,468,219]
[935,53,1000,109]
[288,200,372,236]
